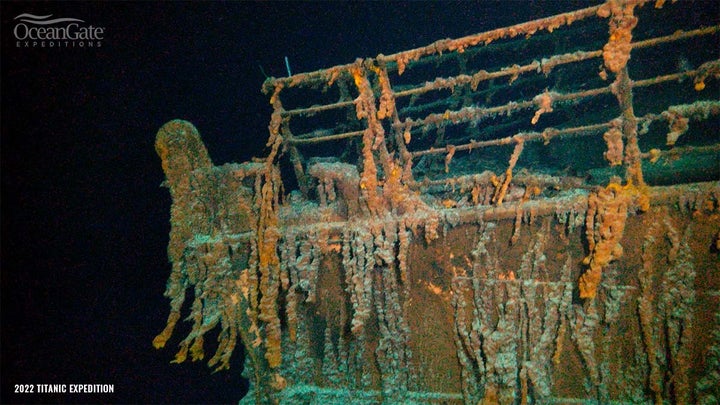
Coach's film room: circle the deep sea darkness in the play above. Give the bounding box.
[2,1,671,403]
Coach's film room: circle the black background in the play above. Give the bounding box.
[6,1,692,403]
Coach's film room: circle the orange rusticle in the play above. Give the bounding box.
[580,184,627,299]
[372,65,396,120]
[351,61,385,215]
[444,144,456,173]
[598,0,639,74]
[580,179,649,299]
[154,117,286,389]
[603,126,624,166]
[492,139,525,205]
[648,148,661,164]
[663,110,689,146]
[531,90,556,125]
[154,120,214,350]
[693,60,720,91]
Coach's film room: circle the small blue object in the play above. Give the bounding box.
[285,56,292,77]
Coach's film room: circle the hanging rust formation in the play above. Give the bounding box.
[154,1,720,403]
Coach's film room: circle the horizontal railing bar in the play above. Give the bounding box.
[408,99,719,158]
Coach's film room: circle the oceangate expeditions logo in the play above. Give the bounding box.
[13,13,104,48]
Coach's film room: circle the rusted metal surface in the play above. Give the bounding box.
[155,1,720,403]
